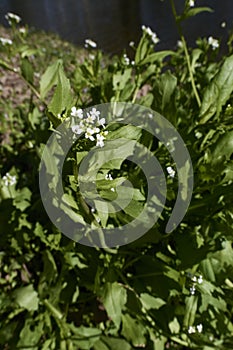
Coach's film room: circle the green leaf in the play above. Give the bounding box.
[199,54,233,123]
[70,325,101,350]
[191,48,202,72]
[13,285,39,311]
[113,68,132,91]
[135,34,149,64]
[183,295,198,327]
[40,59,61,99]
[169,317,180,334]
[140,293,166,310]
[140,50,176,65]
[179,7,213,22]
[121,313,147,347]
[107,125,141,141]
[101,282,127,328]
[17,317,43,349]
[48,65,74,115]
[21,57,34,84]
[185,7,213,19]
[160,71,177,112]
[200,294,227,313]
[212,130,233,164]
[13,187,32,211]
[94,336,131,350]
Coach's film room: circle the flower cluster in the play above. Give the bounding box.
[141,25,160,45]
[188,273,203,295]
[166,166,176,178]
[208,36,219,50]
[5,12,21,25]
[122,53,134,66]
[188,324,203,334]
[0,37,13,46]
[71,107,107,147]
[105,173,113,181]
[84,39,97,49]
[2,173,16,186]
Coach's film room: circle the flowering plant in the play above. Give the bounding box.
[1,2,233,349]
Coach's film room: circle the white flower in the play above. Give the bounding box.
[90,107,100,119]
[105,173,113,180]
[151,33,160,45]
[0,37,13,45]
[142,25,160,45]
[71,107,83,119]
[84,39,97,49]
[198,275,203,284]
[167,166,176,178]
[192,276,197,282]
[85,127,95,141]
[129,41,135,47]
[188,326,196,334]
[221,21,226,28]
[5,12,21,24]
[123,53,130,65]
[208,36,219,50]
[89,54,95,60]
[190,285,196,295]
[2,173,16,186]
[196,324,203,333]
[195,130,202,139]
[96,133,105,147]
[92,127,100,134]
[188,0,195,7]
[110,187,115,192]
[86,112,96,124]
[72,123,84,134]
[177,40,183,49]
[97,117,105,127]
[19,27,26,34]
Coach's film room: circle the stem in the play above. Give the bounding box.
[132,73,141,103]
[169,0,201,107]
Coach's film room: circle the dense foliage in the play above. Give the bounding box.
[1,1,233,349]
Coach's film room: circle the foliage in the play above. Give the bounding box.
[1,1,233,349]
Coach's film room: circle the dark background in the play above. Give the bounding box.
[0,0,232,53]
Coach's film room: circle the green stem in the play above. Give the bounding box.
[132,73,141,103]
[169,0,201,107]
